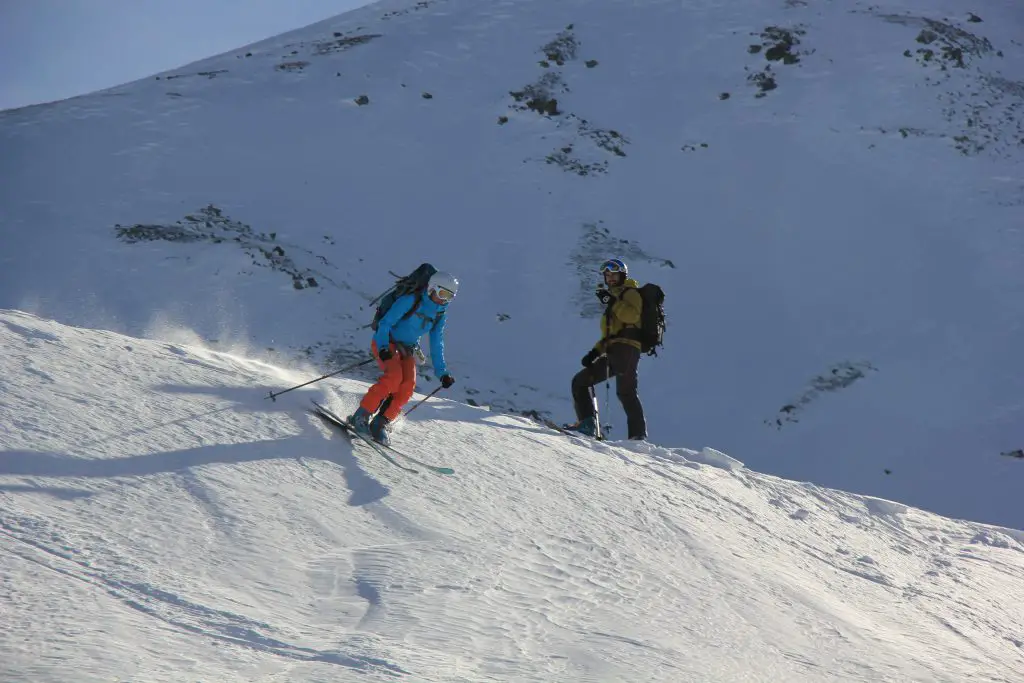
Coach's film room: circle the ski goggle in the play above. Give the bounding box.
[600,259,627,274]
[434,286,455,302]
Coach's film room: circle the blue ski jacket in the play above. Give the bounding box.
[373,292,449,377]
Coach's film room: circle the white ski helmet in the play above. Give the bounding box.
[428,271,459,303]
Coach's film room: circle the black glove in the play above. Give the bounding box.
[596,288,614,306]
[581,349,600,367]
[440,374,455,389]
[378,346,393,361]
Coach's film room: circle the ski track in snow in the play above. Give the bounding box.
[2,310,1023,681]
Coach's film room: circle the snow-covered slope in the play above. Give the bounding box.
[2,0,1024,530]
[2,309,1023,682]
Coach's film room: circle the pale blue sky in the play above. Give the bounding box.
[0,0,375,110]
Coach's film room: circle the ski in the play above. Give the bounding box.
[310,401,418,474]
[384,449,455,476]
[310,400,455,475]
[527,414,606,442]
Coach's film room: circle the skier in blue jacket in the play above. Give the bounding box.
[348,271,458,445]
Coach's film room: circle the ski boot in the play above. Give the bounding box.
[347,407,373,436]
[370,414,392,447]
[565,415,598,438]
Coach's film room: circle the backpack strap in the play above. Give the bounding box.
[404,292,446,329]
[400,291,424,321]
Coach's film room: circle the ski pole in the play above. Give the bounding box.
[598,362,606,438]
[266,357,375,401]
[402,385,444,418]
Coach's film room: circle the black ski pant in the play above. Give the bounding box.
[571,343,646,440]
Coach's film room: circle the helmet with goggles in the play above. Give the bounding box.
[600,259,628,276]
[428,271,459,303]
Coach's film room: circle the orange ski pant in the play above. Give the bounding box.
[359,340,417,421]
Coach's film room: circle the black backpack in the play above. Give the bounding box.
[632,283,666,356]
[369,263,439,331]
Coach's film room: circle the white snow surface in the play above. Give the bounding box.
[3,1,1024,675]
[2,309,1024,682]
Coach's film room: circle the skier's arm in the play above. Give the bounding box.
[429,314,448,377]
[612,288,642,326]
[373,294,416,350]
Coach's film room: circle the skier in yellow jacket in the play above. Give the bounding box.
[568,258,647,440]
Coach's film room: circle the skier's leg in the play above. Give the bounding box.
[369,353,417,445]
[359,341,404,414]
[382,353,417,421]
[570,356,608,436]
[609,344,646,440]
[571,357,607,420]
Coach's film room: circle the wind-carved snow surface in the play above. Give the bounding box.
[2,310,1023,682]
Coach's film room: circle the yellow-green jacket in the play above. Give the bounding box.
[593,277,643,353]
